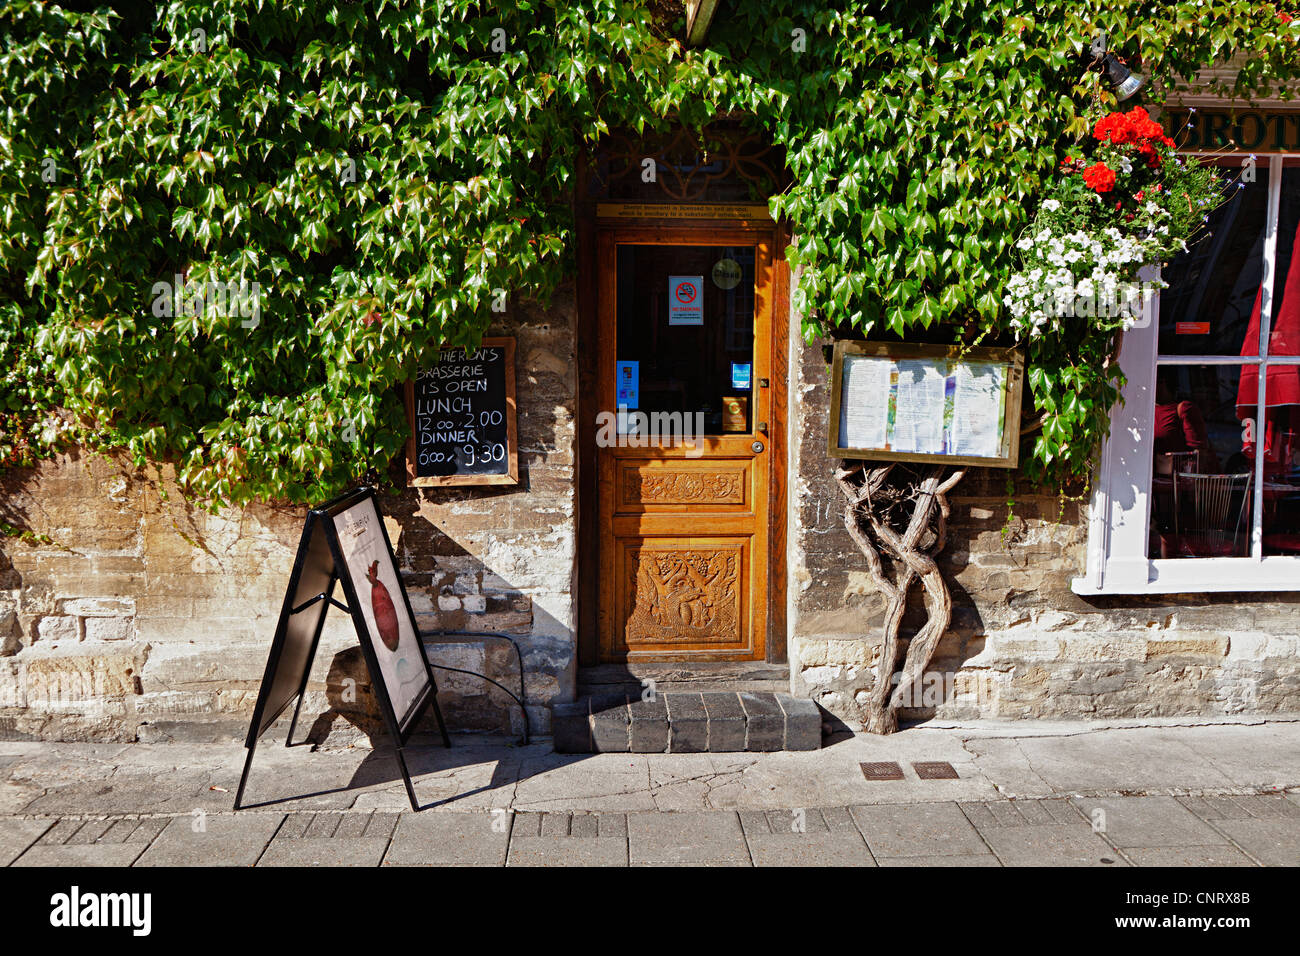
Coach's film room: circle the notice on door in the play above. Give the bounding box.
[616,360,639,408]
[669,275,704,326]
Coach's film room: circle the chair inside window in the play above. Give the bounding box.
[1170,471,1252,557]
[1152,451,1201,557]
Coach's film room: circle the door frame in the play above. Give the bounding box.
[575,214,790,666]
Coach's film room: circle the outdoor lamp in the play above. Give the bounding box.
[1090,32,1145,102]
[1102,53,1145,100]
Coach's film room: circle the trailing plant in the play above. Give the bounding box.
[1,1,1297,504]
[1003,105,1229,469]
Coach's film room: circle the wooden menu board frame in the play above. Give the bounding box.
[828,340,1024,469]
[404,336,519,487]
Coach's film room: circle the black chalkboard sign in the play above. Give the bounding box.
[404,337,518,486]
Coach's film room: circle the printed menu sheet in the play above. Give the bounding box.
[949,361,1005,458]
[837,354,1007,459]
[838,355,892,450]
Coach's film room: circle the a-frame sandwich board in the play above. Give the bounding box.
[234,486,449,812]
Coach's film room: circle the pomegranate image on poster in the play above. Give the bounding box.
[367,560,401,651]
[332,499,427,720]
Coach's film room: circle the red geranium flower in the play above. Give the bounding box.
[1083,162,1117,193]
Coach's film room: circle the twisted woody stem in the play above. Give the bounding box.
[833,462,965,735]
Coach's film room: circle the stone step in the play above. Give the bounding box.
[577,662,790,700]
[551,691,821,754]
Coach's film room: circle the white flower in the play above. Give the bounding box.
[1041,199,1061,213]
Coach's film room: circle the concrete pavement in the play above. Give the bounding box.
[1,716,1297,866]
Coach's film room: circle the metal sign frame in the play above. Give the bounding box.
[234,486,450,813]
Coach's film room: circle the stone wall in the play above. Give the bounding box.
[0,288,578,743]
[789,336,1300,728]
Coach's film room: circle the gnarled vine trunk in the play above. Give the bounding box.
[834,462,965,734]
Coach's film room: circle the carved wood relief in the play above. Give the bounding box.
[621,468,746,505]
[623,547,742,644]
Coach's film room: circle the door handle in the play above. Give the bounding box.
[751,440,765,454]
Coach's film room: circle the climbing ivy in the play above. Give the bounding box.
[1,1,1297,502]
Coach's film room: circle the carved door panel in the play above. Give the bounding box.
[597,228,773,662]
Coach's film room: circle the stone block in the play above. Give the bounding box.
[422,640,488,697]
[740,692,784,752]
[138,641,263,693]
[589,696,630,753]
[777,693,821,750]
[83,616,134,642]
[702,692,746,752]
[1145,636,1230,661]
[61,597,135,617]
[627,694,668,753]
[0,658,25,708]
[550,700,591,753]
[23,642,147,705]
[664,693,708,753]
[36,615,79,643]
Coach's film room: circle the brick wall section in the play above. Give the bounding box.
[0,288,578,742]
[790,336,1300,729]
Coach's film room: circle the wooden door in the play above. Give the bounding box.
[596,227,775,662]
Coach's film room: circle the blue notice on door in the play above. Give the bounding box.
[616,360,639,408]
[731,362,752,390]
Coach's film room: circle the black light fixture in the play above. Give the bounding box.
[1090,32,1145,102]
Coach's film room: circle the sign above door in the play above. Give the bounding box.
[596,201,773,221]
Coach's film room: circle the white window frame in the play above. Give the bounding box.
[1074,152,1300,594]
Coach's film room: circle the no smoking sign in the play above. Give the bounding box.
[668,274,704,326]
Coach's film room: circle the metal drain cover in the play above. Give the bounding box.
[860,761,904,781]
[913,761,959,780]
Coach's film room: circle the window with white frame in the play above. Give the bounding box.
[1076,151,1300,594]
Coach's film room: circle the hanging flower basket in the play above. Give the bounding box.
[1004,106,1230,342]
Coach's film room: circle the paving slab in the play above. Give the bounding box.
[1124,845,1258,866]
[12,843,147,867]
[512,754,654,812]
[628,810,749,865]
[1179,793,1299,820]
[0,819,53,866]
[1006,729,1238,794]
[848,802,988,858]
[507,836,629,866]
[133,813,284,867]
[746,831,876,867]
[1175,723,1300,790]
[877,853,1002,867]
[976,824,1128,866]
[383,812,509,866]
[645,753,724,811]
[20,768,217,815]
[766,808,830,834]
[258,837,390,867]
[1071,796,1231,848]
[1210,817,1300,866]
[0,779,41,814]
